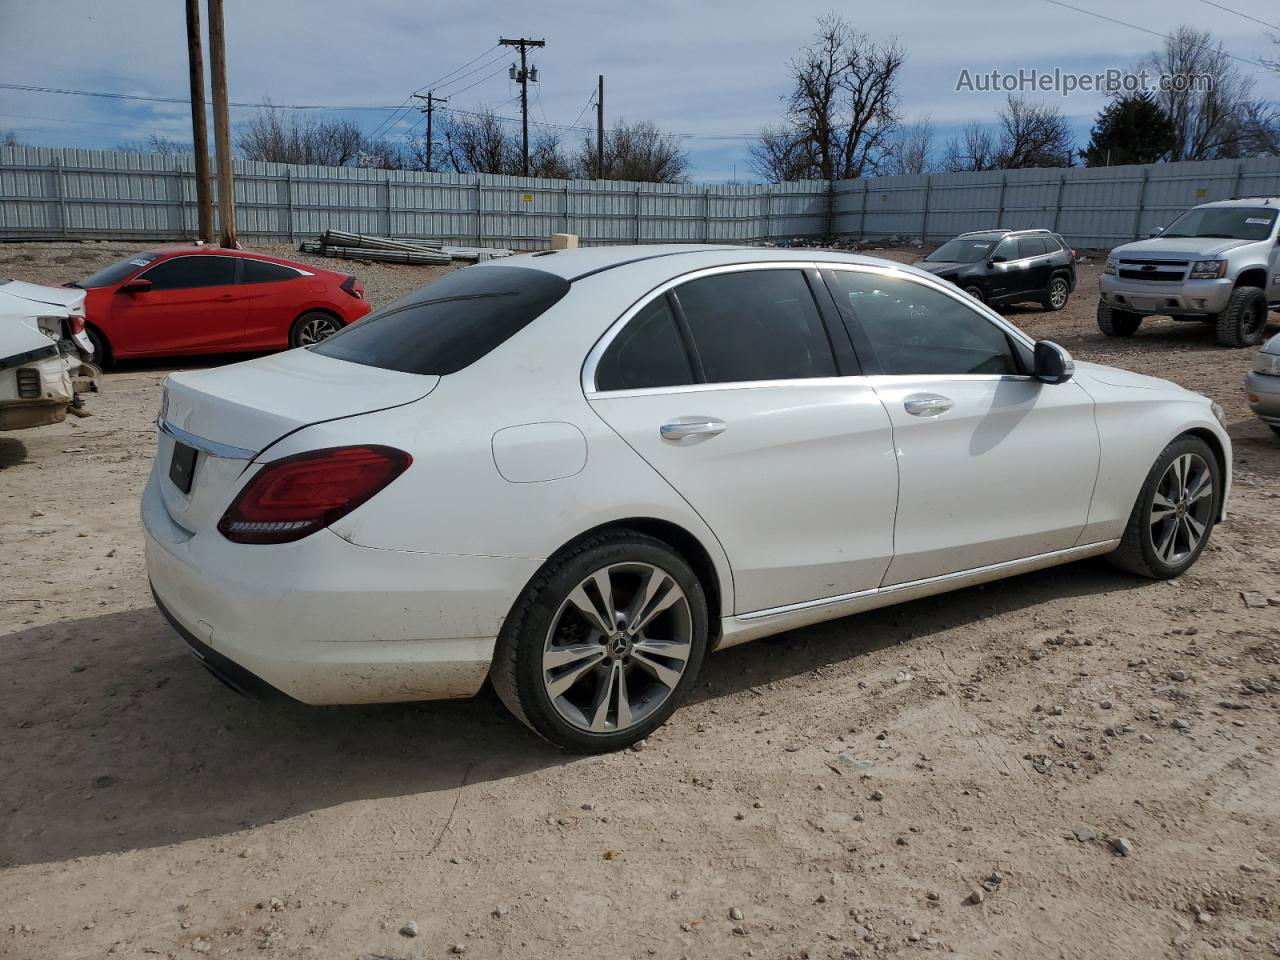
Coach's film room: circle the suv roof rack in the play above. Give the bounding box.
[1225,196,1276,204]
[957,227,1053,238]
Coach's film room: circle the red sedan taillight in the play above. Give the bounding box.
[339,275,365,299]
[218,445,411,544]
[68,313,86,336]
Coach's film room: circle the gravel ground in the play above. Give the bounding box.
[3,239,1280,960]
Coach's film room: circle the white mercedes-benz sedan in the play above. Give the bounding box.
[143,245,1231,751]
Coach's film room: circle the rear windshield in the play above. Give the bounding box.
[312,265,570,375]
[77,252,161,288]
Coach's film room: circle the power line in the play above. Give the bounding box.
[364,44,502,140]
[1039,0,1271,70]
[1195,0,1280,31]
[0,111,154,129]
[568,86,596,130]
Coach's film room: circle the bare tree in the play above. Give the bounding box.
[883,116,935,176]
[995,95,1074,168]
[530,130,575,179]
[752,14,905,182]
[237,104,364,166]
[116,134,189,156]
[1,129,22,148]
[578,119,689,182]
[1140,26,1254,160]
[747,125,815,182]
[941,122,998,172]
[439,108,520,175]
[1239,99,1280,157]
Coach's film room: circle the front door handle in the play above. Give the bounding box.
[660,417,726,443]
[904,395,953,417]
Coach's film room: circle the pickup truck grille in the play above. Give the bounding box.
[1117,259,1189,283]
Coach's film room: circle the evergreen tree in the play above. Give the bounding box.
[1081,93,1175,166]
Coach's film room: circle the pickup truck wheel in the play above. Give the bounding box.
[1097,302,1141,337]
[1214,286,1268,348]
[1041,276,1070,311]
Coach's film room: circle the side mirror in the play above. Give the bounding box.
[1034,340,1074,384]
[1148,226,1164,238]
[989,256,1006,265]
[120,277,152,294]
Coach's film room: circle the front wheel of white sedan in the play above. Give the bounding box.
[1107,435,1220,579]
[491,530,709,752]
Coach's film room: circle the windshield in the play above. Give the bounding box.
[1162,206,1278,242]
[926,238,997,263]
[312,265,570,375]
[77,252,161,288]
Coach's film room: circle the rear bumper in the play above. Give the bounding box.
[142,471,541,705]
[1245,371,1280,424]
[1099,275,1233,316]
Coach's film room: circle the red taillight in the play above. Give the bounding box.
[340,275,364,299]
[1071,249,1078,260]
[218,445,411,544]
[68,313,86,336]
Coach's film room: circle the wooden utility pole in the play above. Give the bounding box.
[413,91,448,172]
[207,0,237,248]
[184,0,213,242]
[596,74,605,180]
[499,37,545,177]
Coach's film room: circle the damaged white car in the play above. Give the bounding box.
[0,278,100,431]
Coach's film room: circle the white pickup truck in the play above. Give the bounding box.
[0,278,100,431]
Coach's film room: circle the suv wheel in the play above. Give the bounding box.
[1097,301,1141,337]
[1214,286,1268,348]
[1042,276,1070,312]
[490,529,709,752]
[962,284,986,303]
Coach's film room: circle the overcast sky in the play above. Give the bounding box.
[1,0,1278,181]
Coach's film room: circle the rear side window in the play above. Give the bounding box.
[674,270,836,383]
[142,255,237,290]
[313,265,569,375]
[242,259,300,283]
[1017,237,1048,258]
[595,295,694,391]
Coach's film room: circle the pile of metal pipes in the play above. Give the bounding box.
[299,231,514,265]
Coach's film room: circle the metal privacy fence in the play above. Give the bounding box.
[3,146,1280,250]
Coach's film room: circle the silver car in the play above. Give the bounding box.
[1246,332,1280,434]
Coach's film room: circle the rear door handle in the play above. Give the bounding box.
[660,417,726,442]
[904,395,953,417]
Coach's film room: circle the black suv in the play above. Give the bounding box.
[914,228,1077,311]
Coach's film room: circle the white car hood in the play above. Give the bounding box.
[1073,360,1189,393]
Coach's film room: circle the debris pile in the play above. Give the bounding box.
[298,230,514,265]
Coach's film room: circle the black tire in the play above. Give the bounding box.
[288,311,342,348]
[1097,301,1141,337]
[1041,275,1071,312]
[1106,434,1220,580]
[1269,425,1280,438]
[962,284,986,304]
[490,529,709,753]
[85,326,111,369]
[1214,286,1268,348]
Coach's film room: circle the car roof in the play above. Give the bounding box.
[1197,197,1279,207]
[478,243,913,282]
[137,246,334,274]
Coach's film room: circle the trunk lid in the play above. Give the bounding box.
[0,279,86,311]
[158,348,437,533]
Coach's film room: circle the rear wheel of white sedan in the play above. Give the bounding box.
[491,530,709,752]
[1107,435,1220,579]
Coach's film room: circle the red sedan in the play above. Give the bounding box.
[72,248,371,364]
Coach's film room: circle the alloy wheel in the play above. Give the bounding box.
[1049,278,1069,309]
[542,562,693,733]
[1149,453,1214,566]
[298,316,339,345]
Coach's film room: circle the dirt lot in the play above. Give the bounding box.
[3,239,1280,960]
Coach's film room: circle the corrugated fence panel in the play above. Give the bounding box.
[4,146,1279,251]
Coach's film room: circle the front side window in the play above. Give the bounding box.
[673,270,836,383]
[141,255,237,290]
[77,252,161,288]
[313,265,569,375]
[595,295,694,391]
[824,270,1023,377]
[992,238,1018,262]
